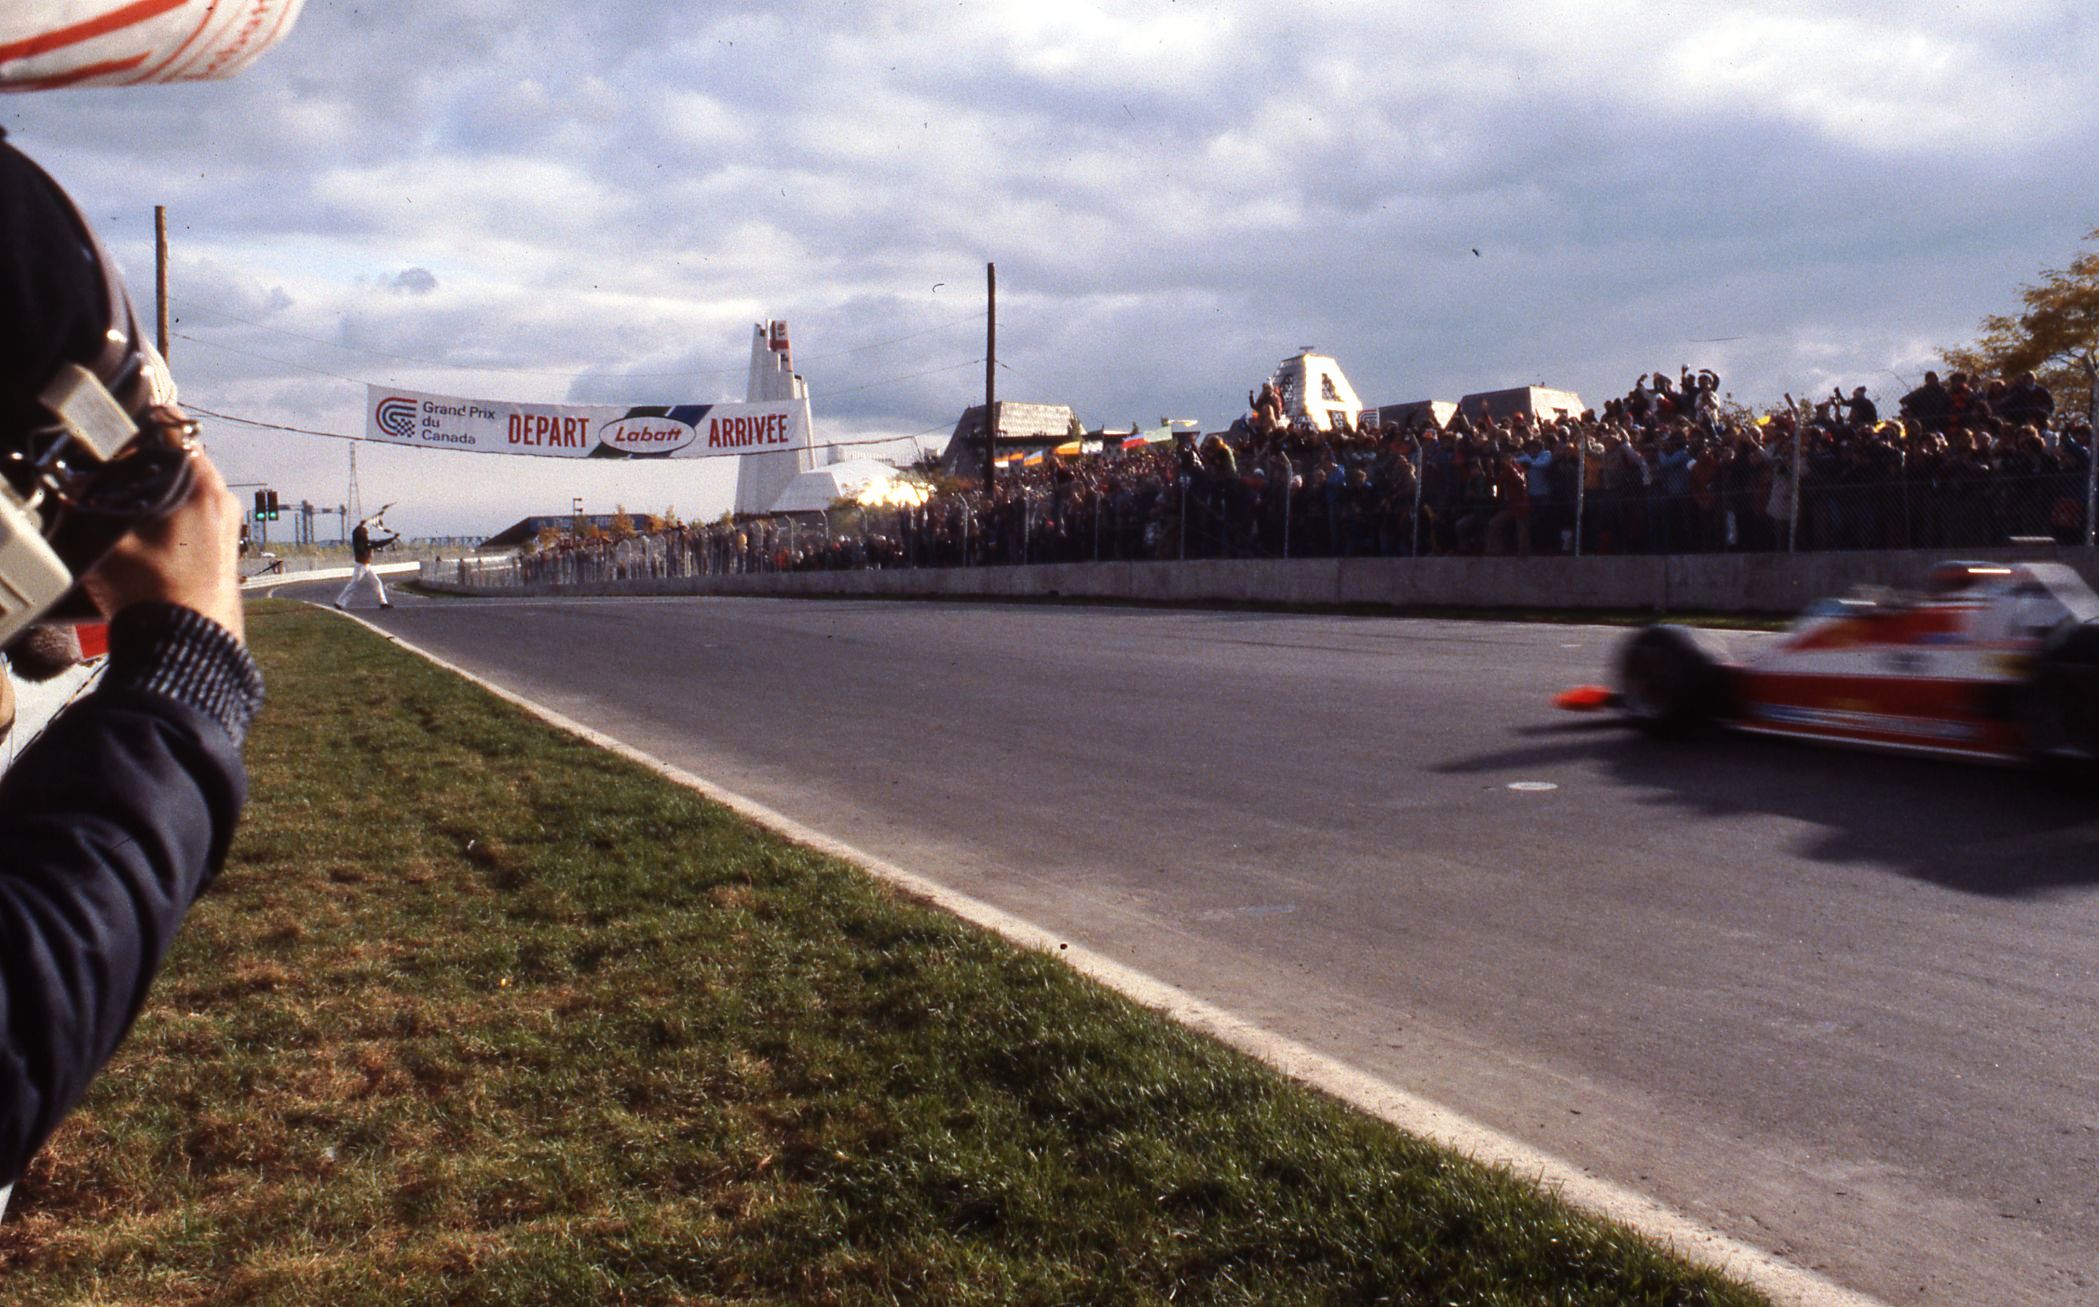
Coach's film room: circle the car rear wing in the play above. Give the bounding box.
[2018,562,2099,625]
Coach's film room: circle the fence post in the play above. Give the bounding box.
[1900,446,1913,550]
[1411,442,1426,557]
[1789,424,1802,554]
[2086,358,2098,547]
[2089,431,2097,548]
[1283,468,1293,559]
[1574,436,1586,559]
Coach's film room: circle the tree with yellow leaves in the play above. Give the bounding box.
[1944,228,2099,543]
[1943,227,2099,426]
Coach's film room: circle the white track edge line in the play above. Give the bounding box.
[316,602,1886,1307]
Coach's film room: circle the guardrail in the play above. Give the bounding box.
[420,545,2099,616]
[243,560,422,590]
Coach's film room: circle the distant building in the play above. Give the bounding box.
[482,514,636,549]
[1455,385,1587,425]
[1374,400,1459,432]
[1375,386,1586,431]
[936,401,1082,477]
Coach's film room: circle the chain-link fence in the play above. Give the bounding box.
[435,428,2097,591]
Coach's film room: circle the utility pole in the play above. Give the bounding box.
[347,442,362,526]
[154,205,169,360]
[983,261,996,494]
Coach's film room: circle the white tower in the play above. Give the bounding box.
[733,320,818,516]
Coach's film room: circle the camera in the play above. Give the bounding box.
[1,140,196,647]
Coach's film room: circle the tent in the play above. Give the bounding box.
[767,458,905,514]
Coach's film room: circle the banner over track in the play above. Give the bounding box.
[364,386,812,461]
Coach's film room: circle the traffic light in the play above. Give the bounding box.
[254,489,267,520]
[265,490,280,521]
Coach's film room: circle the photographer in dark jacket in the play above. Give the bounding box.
[0,136,263,1214]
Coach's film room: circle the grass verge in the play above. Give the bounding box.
[0,600,1767,1305]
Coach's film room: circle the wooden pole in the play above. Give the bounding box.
[153,205,169,360]
[983,262,996,494]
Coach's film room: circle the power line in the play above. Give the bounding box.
[799,311,988,364]
[820,357,984,398]
[172,332,377,386]
[173,329,983,401]
[178,307,545,373]
[995,356,1058,396]
[189,406,343,440]
[174,303,989,378]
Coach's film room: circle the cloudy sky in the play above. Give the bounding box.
[9,0,2098,537]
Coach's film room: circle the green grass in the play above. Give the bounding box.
[0,600,1768,1305]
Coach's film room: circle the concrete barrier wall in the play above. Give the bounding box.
[244,560,420,590]
[420,546,2099,614]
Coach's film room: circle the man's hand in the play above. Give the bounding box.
[81,451,244,643]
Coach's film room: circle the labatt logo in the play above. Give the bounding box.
[596,415,696,455]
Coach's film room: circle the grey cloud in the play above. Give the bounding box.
[9,0,2096,529]
[389,267,439,295]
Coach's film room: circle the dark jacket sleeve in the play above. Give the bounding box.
[0,605,262,1186]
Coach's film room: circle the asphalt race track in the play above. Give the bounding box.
[290,585,2099,1306]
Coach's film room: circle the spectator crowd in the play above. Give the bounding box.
[493,365,2097,587]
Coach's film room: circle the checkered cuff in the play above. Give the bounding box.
[104,604,265,747]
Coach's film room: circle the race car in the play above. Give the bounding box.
[1558,560,2099,768]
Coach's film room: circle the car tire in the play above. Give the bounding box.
[1615,624,1730,739]
[2024,619,2099,775]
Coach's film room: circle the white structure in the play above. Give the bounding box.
[768,458,905,514]
[1455,385,1588,425]
[1269,350,1364,432]
[732,320,818,516]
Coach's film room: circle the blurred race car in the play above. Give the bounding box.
[1559,560,2099,768]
